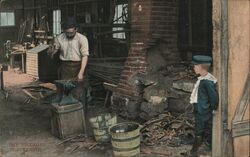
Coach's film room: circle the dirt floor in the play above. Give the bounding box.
[0,69,211,157]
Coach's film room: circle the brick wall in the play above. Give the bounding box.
[116,0,179,96]
[149,0,179,61]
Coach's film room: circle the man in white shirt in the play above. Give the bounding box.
[51,17,89,81]
[50,17,89,101]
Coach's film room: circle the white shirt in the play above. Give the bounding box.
[54,32,89,61]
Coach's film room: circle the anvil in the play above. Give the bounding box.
[52,80,79,106]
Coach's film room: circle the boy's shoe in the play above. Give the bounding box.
[181,136,202,157]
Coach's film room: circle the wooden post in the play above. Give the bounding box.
[10,55,14,69]
[220,0,230,156]
[212,0,229,156]
[212,0,223,156]
[221,0,229,132]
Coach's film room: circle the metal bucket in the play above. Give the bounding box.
[89,113,117,143]
[110,122,140,157]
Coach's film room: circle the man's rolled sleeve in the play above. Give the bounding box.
[79,36,89,57]
[54,37,61,50]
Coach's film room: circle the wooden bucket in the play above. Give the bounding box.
[89,113,117,143]
[110,122,140,157]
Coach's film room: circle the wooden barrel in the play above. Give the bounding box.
[110,122,140,157]
[89,113,117,143]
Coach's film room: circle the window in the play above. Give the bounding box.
[0,12,15,26]
[53,10,62,37]
[113,4,128,39]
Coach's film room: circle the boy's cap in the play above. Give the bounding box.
[192,55,212,65]
[62,17,78,29]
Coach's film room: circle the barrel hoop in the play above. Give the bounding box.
[92,126,109,129]
[53,106,83,114]
[112,145,140,152]
[112,135,140,142]
[94,134,110,137]
[113,153,140,157]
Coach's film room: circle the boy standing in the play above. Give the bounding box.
[183,55,219,157]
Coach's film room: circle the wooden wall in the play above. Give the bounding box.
[228,0,250,156]
[212,0,250,157]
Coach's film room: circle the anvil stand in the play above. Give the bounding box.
[51,79,88,137]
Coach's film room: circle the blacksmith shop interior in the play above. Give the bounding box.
[0,0,249,157]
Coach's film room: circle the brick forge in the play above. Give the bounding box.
[111,0,179,117]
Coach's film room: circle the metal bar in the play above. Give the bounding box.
[83,88,88,137]
[104,91,111,108]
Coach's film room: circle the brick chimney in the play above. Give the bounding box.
[117,0,179,96]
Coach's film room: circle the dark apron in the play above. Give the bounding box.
[58,61,91,106]
[58,61,81,80]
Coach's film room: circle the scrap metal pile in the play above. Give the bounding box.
[141,111,195,146]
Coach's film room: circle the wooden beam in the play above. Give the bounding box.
[96,29,131,36]
[59,0,98,5]
[221,0,229,130]
[232,75,249,123]
[232,120,250,137]
[78,23,128,28]
[15,6,47,10]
